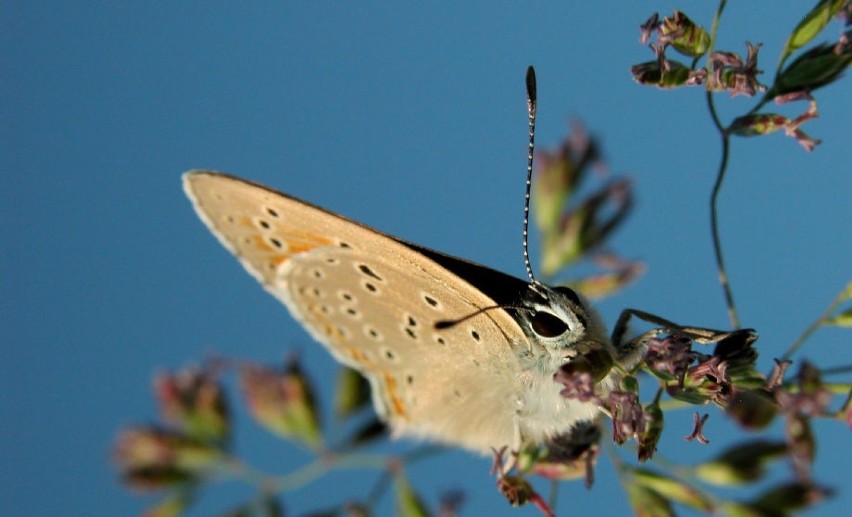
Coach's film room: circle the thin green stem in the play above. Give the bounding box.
[548,478,560,514]
[658,398,694,411]
[707,127,740,329]
[274,451,389,492]
[365,466,393,511]
[781,284,850,360]
[705,0,740,329]
[839,389,852,417]
[821,364,852,376]
[825,382,852,395]
[708,0,727,49]
[362,445,447,509]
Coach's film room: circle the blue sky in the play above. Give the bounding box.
[3,2,849,515]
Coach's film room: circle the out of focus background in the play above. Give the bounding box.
[3,2,849,515]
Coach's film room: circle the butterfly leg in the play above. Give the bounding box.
[496,414,523,475]
[610,308,751,366]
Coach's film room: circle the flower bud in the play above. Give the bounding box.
[540,179,632,275]
[240,359,322,449]
[637,401,663,462]
[113,427,222,490]
[497,476,554,516]
[568,256,644,300]
[783,1,849,57]
[609,391,645,445]
[706,43,765,97]
[154,368,229,443]
[631,60,706,88]
[725,388,778,430]
[659,11,711,57]
[497,476,535,507]
[786,414,816,480]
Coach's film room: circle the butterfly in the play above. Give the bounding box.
[183,67,627,455]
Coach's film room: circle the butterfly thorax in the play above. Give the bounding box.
[508,284,617,447]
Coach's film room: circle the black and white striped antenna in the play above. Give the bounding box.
[522,66,540,287]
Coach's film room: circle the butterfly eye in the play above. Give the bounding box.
[530,311,569,338]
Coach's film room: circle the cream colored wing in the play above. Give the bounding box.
[183,170,530,452]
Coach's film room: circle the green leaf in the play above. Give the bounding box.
[826,308,852,326]
[334,367,372,418]
[693,440,787,486]
[842,281,852,301]
[143,490,194,517]
[633,468,714,512]
[395,472,431,517]
[783,0,847,59]
[625,483,675,517]
[748,482,833,513]
[772,37,852,97]
[719,502,773,517]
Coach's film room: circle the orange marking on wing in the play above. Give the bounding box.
[283,241,318,255]
[281,228,333,246]
[344,346,373,366]
[250,235,274,252]
[271,254,290,266]
[383,373,407,418]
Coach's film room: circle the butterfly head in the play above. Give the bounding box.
[515,283,614,367]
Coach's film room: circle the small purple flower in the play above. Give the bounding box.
[684,412,710,444]
[637,402,663,462]
[644,335,693,379]
[496,475,554,516]
[766,358,792,390]
[707,42,765,97]
[554,369,600,403]
[774,361,832,417]
[639,13,660,45]
[609,391,645,445]
[688,356,728,384]
[154,367,230,442]
[490,446,509,476]
[775,387,832,417]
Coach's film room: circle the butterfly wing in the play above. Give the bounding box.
[184,170,532,452]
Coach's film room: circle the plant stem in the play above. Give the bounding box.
[838,389,852,417]
[821,364,852,376]
[705,0,740,329]
[781,284,849,360]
